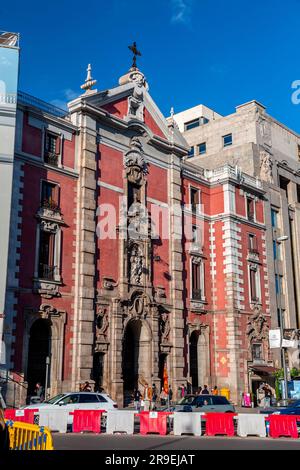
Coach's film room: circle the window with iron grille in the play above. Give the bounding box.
[41,181,60,211]
[38,230,56,280]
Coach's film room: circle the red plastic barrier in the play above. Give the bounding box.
[204,413,236,437]
[72,409,105,433]
[138,411,172,435]
[268,415,300,439]
[4,408,38,424]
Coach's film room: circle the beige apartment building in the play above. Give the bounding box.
[174,100,300,374]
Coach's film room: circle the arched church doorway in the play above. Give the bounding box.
[122,318,151,406]
[190,330,207,392]
[27,319,51,397]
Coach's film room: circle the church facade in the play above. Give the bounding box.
[1,59,272,406]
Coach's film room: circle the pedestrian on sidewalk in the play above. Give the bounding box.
[151,384,158,410]
[201,385,209,395]
[212,385,219,395]
[168,385,173,405]
[133,388,141,411]
[160,388,167,406]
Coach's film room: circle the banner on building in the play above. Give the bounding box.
[269,329,281,348]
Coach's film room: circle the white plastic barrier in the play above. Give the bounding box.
[106,410,136,435]
[36,409,69,433]
[173,412,203,436]
[236,413,266,438]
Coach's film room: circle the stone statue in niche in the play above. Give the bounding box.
[160,312,170,343]
[96,306,109,338]
[129,244,143,285]
[260,151,274,184]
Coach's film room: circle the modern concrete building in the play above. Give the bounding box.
[174,100,300,385]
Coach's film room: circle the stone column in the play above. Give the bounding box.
[72,113,97,389]
[168,155,185,398]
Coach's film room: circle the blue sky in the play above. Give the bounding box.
[2,0,300,131]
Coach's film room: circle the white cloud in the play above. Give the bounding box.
[170,0,193,24]
[50,88,78,109]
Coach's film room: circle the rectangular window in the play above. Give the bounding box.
[188,146,195,157]
[271,209,278,228]
[223,133,232,147]
[184,118,200,131]
[198,142,206,155]
[41,181,60,210]
[248,234,258,253]
[279,176,289,200]
[246,197,255,222]
[192,261,204,300]
[38,230,56,280]
[275,274,283,295]
[190,187,200,213]
[44,132,59,166]
[252,343,263,361]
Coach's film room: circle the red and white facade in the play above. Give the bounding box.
[1,64,272,406]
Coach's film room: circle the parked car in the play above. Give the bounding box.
[22,392,118,424]
[167,394,235,413]
[259,399,300,416]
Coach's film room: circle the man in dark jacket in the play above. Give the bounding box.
[201,385,210,395]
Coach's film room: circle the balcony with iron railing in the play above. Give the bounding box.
[44,151,59,167]
[38,264,59,281]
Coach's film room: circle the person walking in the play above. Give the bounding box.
[143,383,152,411]
[168,385,173,405]
[82,381,92,392]
[160,388,167,406]
[212,386,219,395]
[201,385,209,395]
[151,384,158,410]
[133,388,141,411]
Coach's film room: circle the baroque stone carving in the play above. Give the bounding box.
[257,116,272,147]
[33,280,61,299]
[95,305,110,353]
[160,312,170,343]
[127,292,149,320]
[40,220,59,233]
[102,277,117,291]
[246,306,269,341]
[38,303,63,319]
[260,151,274,184]
[128,71,146,121]
[124,137,147,183]
[129,243,144,285]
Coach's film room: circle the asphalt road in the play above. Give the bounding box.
[53,433,300,450]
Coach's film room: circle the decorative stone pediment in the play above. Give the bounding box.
[33,280,61,299]
[39,303,63,319]
[190,300,207,314]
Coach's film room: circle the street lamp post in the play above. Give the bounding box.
[45,356,50,401]
[275,235,289,405]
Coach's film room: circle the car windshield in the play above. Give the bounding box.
[44,393,65,404]
[177,396,195,405]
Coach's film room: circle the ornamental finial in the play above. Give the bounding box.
[81,64,97,93]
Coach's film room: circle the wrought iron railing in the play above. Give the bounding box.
[38,264,57,281]
[44,151,59,167]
